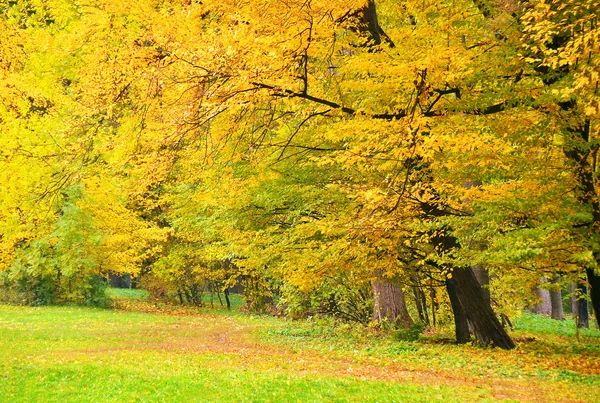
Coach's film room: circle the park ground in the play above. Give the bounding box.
[1,292,599,402]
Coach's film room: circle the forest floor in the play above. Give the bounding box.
[1,296,599,402]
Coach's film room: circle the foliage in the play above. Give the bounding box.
[280,278,373,323]
[1,0,599,350]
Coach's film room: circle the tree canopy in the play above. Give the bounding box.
[1,0,599,348]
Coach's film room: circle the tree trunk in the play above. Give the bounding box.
[338,0,395,48]
[586,267,600,327]
[449,267,515,349]
[446,278,470,344]
[569,284,577,314]
[577,283,589,329]
[471,265,490,305]
[225,288,231,310]
[550,278,564,320]
[372,280,413,328]
[431,233,514,349]
[533,278,552,316]
[430,286,437,327]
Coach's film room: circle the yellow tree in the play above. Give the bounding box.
[520,0,600,326]
[120,0,529,346]
[0,0,168,303]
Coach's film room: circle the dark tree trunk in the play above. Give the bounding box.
[225,288,231,310]
[577,283,589,329]
[450,267,515,349]
[471,265,490,305]
[430,287,437,327]
[337,0,395,48]
[413,287,423,322]
[586,267,600,327]
[431,233,514,349]
[471,265,490,332]
[550,278,564,320]
[372,280,413,328]
[109,273,131,288]
[446,278,470,344]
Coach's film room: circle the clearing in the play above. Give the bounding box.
[0,303,599,402]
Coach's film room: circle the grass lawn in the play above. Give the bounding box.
[0,298,598,402]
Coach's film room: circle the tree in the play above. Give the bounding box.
[0,0,168,304]
[520,0,600,325]
[2,0,598,347]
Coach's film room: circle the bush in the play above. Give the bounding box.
[0,271,110,308]
[279,280,373,324]
[392,322,426,342]
[83,275,110,307]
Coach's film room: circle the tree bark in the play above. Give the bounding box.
[411,274,429,325]
[446,278,470,344]
[577,283,589,329]
[471,265,490,305]
[372,280,413,328]
[338,0,395,48]
[569,283,577,314]
[430,286,437,327]
[586,267,600,327]
[550,278,564,320]
[224,288,231,310]
[431,233,514,349]
[449,267,515,349]
[533,278,552,315]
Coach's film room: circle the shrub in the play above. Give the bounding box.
[392,322,426,342]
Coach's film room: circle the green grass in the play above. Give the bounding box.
[107,287,246,310]
[107,288,149,299]
[0,305,598,402]
[514,311,600,338]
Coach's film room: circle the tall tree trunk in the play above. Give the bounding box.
[577,283,589,329]
[533,278,552,315]
[569,284,577,314]
[449,267,515,349]
[430,286,437,327]
[586,267,600,327]
[431,233,514,349]
[372,280,413,328]
[471,265,490,305]
[550,278,564,320]
[224,288,231,310]
[411,274,429,325]
[446,278,470,344]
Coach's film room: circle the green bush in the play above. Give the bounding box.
[83,275,110,307]
[279,279,373,324]
[392,322,426,342]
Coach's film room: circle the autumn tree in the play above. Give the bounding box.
[520,0,600,326]
[0,0,168,304]
[3,0,598,349]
